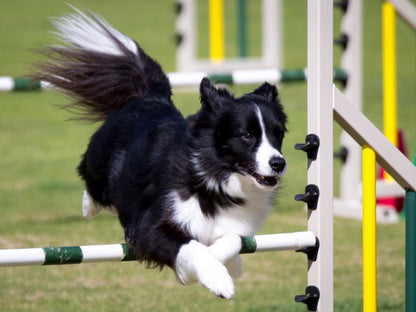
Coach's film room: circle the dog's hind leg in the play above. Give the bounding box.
[82,190,103,219]
[82,190,117,219]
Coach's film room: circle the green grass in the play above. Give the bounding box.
[0,1,415,311]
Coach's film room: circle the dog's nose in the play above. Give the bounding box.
[269,157,286,172]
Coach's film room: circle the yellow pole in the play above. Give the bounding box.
[382,1,398,180]
[209,0,225,62]
[362,146,377,312]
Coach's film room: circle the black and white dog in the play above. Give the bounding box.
[36,9,287,299]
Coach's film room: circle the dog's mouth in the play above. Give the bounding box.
[252,173,279,187]
[237,165,280,188]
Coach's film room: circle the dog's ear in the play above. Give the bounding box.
[199,77,231,113]
[253,82,279,103]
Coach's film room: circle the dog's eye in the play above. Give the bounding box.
[241,132,256,144]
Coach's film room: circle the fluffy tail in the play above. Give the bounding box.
[35,8,172,121]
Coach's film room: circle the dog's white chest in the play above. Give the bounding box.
[170,173,275,245]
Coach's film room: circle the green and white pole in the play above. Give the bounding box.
[0,77,52,91]
[0,69,347,91]
[0,231,316,267]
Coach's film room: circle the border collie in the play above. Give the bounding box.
[35,8,287,299]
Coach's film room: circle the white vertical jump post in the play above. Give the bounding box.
[334,0,365,219]
[302,1,416,311]
[175,0,282,73]
[305,0,334,311]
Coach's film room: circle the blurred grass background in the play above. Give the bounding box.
[0,0,414,311]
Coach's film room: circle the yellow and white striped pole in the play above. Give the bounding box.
[209,0,224,62]
[362,146,377,312]
[382,1,398,180]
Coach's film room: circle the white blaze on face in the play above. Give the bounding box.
[254,106,286,176]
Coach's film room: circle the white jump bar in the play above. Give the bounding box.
[0,231,317,267]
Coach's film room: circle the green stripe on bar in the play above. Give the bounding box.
[280,68,347,83]
[280,69,307,82]
[121,238,258,261]
[13,78,41,91]
[119,239,259,261]
[240,236,257,254]
[116,240,261,262]
[209,74,233,84]
[333,68,347,84]
[43,246,83,265]
[121,244,137,261]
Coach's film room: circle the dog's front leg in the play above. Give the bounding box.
[208,234,242,263]
[175,240,235,299]
[208,234,243,279]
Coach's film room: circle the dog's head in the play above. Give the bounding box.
[190,78,287,190]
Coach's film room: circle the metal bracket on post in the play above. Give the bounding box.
[174,1,184,46]
[295,134,320,161]
[334,33,349,50]
[295,184,320,210]
[334,146,349,163]
[297,237,320,262]
[295,285,320,311]
[334,0,349,12]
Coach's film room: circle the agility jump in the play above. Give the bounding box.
[1,1,415,311]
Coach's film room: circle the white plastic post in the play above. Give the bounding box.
[307,0,334,311]
[176,0,196,72]
[262,0,282,70]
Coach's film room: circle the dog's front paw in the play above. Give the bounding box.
[175,240,235,299]
[196,259,235,299]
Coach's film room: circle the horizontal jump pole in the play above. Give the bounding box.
[0,231,316,267]
[168,68,346,86]
[0,68,347,91]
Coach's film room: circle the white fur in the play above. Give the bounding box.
[171,173,274,244]
[52,7,138,57]
[171,193,215,244]
[254,106,286,176]
[208,234,243,279]
[175,235,242,298]
[214,174,275,238]
[222,173,245,198]
[172,172,275,296]
[82,190,117,219]
[175,240,235,299]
